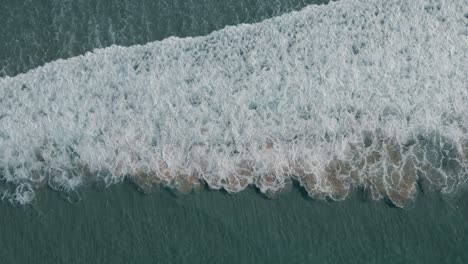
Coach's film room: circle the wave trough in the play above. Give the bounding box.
[1,0,467,207]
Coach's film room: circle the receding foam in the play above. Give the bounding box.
[1,0,467,206]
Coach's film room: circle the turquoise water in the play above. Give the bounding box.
[1,0,468,263]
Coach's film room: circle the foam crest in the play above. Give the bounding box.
[1,0,467,207]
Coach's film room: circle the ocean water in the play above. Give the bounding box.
[1,0,468,262]
[1,183,468,263]
[0,0,329,77]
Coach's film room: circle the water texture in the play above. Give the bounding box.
[1,1,468,263]
[1,183,467,263]
[0,0,329,77]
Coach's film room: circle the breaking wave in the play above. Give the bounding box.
[0,0,467,207]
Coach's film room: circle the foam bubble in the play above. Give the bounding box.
[1,0,467,207]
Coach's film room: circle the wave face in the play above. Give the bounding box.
[1,0,467,206]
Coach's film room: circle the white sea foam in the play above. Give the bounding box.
[1,0,467,207]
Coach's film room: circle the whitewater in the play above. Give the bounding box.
[0,0,467,207]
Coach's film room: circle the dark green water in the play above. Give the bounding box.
[1,183,468,263]
[1,0,468,263]
[0,0,329,77]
